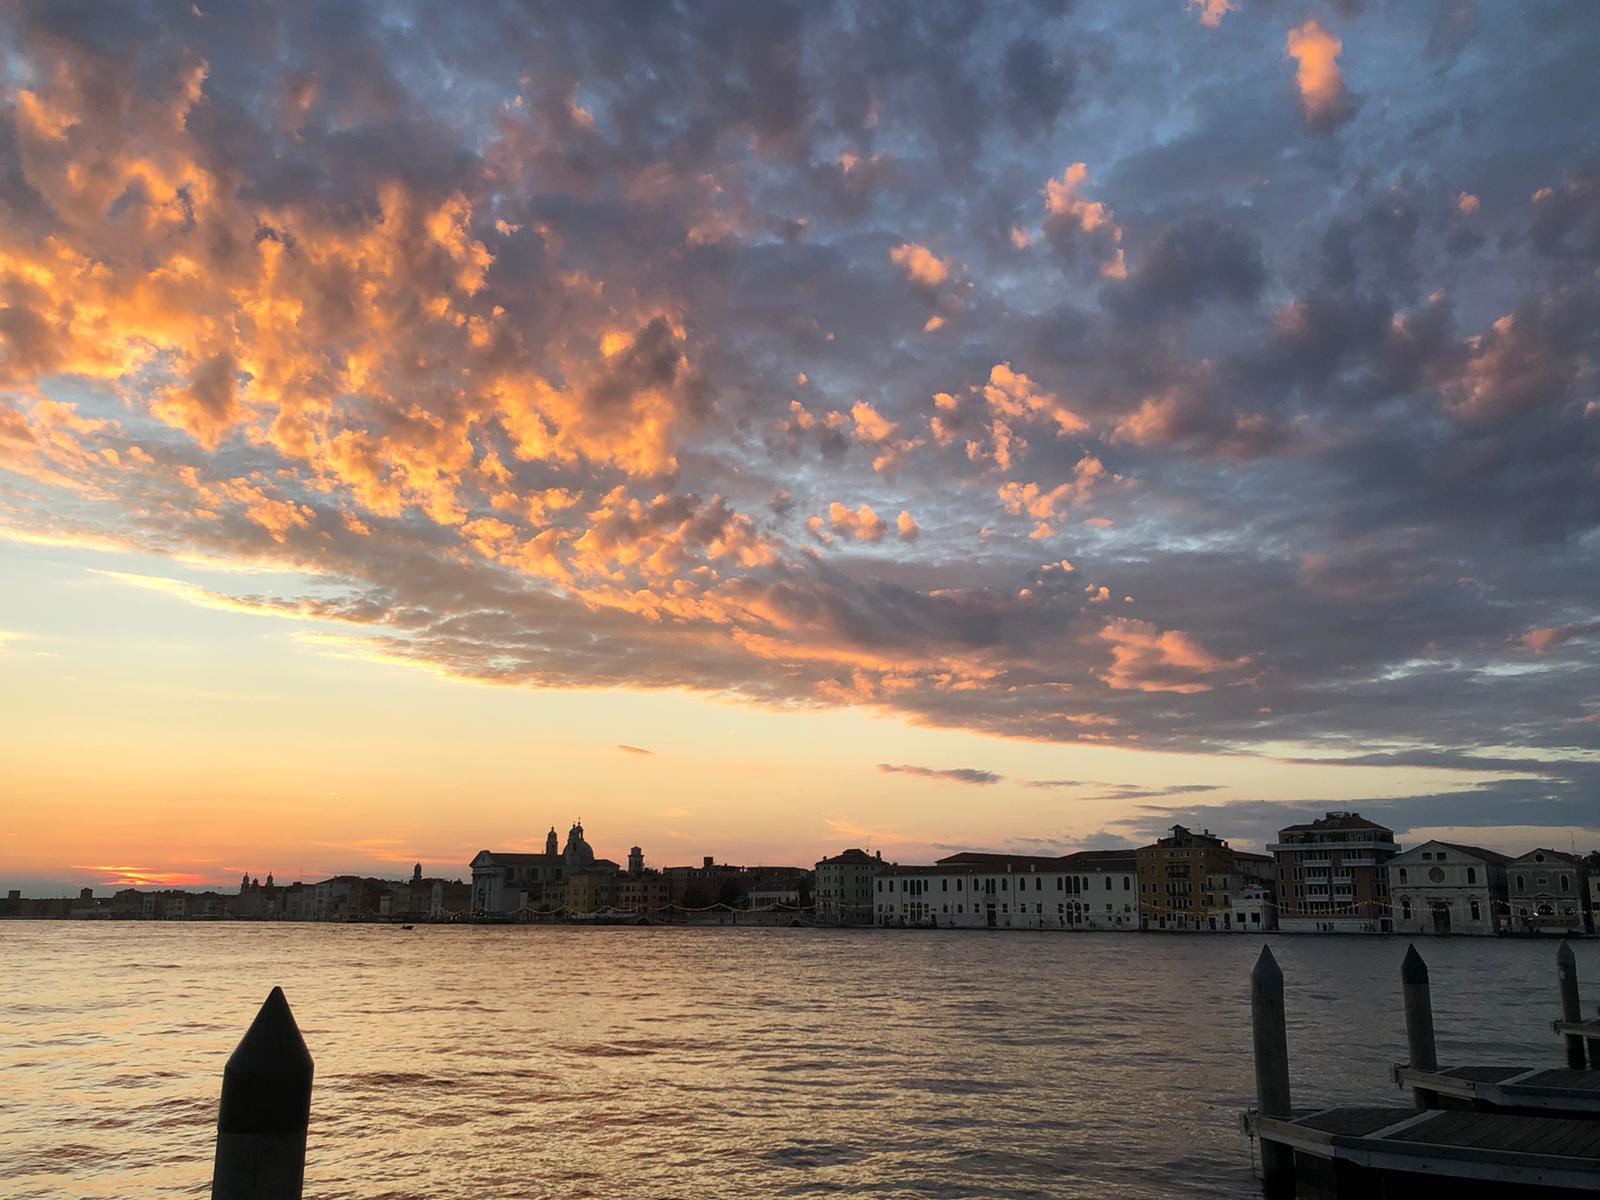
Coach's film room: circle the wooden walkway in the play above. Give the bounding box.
[1250,1105,1600,1191]
[1394,1064,1600,1116]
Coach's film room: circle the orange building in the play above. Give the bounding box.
[1136,824,1238,930]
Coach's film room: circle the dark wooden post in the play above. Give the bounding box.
[1251,945,1294,1197]
[1557,940,1588,1069]
[211,987,314,1199]
[1401,944,1438,1107]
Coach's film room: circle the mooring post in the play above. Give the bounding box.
[1557,940,1588,1069]
[211,987,314,1200]
[1401,944,1439,1107]
[1251,945,1294,1197]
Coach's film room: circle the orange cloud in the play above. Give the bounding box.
[1286,18,1353,131]
[1097,618,1249,694]
[889,242,950,288]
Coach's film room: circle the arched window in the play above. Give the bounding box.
[1516,874,1525,890]
[1467,867,1476,884]
[1105,876,1112,890]
[1401,899,1412,920]
[1471,900,1481,921]
[1398,868,1407,883]
[1561,875,1570,891]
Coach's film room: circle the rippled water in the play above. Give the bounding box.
[3,924,1595,1198]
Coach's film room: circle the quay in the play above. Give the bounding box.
[1244,941,1600,1197]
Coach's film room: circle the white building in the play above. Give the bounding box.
[815,848,884,925]
[1230,884,1277,932]
[1058,851,1139,930]
[1389,841,1509,936]
[872,851,1138,930]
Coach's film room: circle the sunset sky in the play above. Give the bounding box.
[2,1,1597,895]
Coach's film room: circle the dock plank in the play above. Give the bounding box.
[1445,1065,1527,1083]
[1389,1110,1600,1159]
[1299,1107,1416,1137]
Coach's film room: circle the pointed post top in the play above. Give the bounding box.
[1558,939,1577,968]
[228,987,312,1075]
[218,987,314,1135]
[1252,943,1282,981]
[1401,943,1429,985]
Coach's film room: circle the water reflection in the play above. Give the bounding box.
[2,925,1595,1199]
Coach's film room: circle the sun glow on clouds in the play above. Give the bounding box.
[0,1,1597,883]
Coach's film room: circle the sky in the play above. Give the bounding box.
[1,0,1597,895]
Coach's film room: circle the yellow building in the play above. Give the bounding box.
[1136,824,1237,930]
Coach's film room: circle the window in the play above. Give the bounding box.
[1056,877,1063,890]
[1470,900,1481,921]
[1397,868,1407,883]
[1001,879,1008,891]
[1401,899,1412,920]
[1467,868,1476,884]
[1561,875,1570,891]
[1516,874,1525,890]
[1036,877,1043,891]
[956,879,963,891]
[1105,877,1112,890]
[1124,877,1131,890]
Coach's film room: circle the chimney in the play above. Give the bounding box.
[703,856,714,870]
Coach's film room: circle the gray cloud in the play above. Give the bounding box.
[0,0,1597,838]
[878,764,1003,786]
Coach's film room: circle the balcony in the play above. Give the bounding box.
[1268,841,1396,855]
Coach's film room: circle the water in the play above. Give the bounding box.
[2,924,1595,1199]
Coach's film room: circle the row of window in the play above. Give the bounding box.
[876,875,1133,894]
[876,901,1137,916]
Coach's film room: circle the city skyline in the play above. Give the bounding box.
[3,3,1598,895]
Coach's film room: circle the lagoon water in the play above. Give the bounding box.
[2,924,1596,1199]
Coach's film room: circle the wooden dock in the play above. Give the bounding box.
[1243,941,1600,1198]
[1392,1064,1600,1117]
[1248,1106,1600,1198]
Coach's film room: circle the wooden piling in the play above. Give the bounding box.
[1401,943,1438,1107]
[1557,940,1589,1070]
[1251,945,1294,1197]
[211,987,314,1200]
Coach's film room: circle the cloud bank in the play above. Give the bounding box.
[0,2,1596,830]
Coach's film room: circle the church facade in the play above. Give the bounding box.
[470,822,618,916]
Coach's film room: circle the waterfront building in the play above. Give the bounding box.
[615,870,673,913]
[1230,883,1276,931]
[815,848,885,925]
[565,869,620,914]
[1269,811,1398,933]
[746,883,802,908]
[1136,825,1238,931]
[743,868,811,910]
[1508,849,1593,934]
[872,851,1138,930]
[471,823,607,915]
[1058,850,1139,930]
[1389,841,1509,936]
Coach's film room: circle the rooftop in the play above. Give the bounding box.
[1276,811,1394,836]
